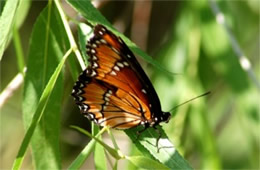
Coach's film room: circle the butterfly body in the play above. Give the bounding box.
[72,24,170,131]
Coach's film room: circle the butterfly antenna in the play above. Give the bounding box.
[168,91,211,113]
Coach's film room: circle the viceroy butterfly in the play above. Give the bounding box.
[72,24,171,143]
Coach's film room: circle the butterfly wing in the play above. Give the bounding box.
[72,24,165,129]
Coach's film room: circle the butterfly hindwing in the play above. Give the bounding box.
[72,70,149,129]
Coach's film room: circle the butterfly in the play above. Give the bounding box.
[72,24,171,140]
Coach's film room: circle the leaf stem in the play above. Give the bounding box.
[71,126,124,160]
[12,25,25,75]
[107,127,120,150]
[68,127,107,169]
[54,0,85,70]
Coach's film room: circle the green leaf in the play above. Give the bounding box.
[13,47,72,170]
[78,22,92,65]
[19,4,70,169]
[93,125,107,170]
[68,138,97,169]
[126,156,170,170]
[0,0,19,60]
[68,127,107,169]
[125,127,192,169]
[14,0,31,29]
[71,126,123,160]
[65,0,110,26]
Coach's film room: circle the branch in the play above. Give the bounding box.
[209,0,260,91]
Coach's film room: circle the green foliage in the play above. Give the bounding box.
[12,3,72,169]
[68,127,107,169]
[1,0,259,170]
[0,0,19,60]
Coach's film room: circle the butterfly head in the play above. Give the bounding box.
[153,111,171,125]
[161,112,171,123]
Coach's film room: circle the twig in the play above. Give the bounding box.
[54,0,85,70]
[0,68,26,108]
[209,0,260,91]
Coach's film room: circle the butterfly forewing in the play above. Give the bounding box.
[87,25,162,115]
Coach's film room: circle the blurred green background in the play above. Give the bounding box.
[1,0,259,169]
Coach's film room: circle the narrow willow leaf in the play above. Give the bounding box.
[68,127,107,169]
[71,126,123,160]
[20,4,70,169]
[0,0,19,60]
[14,0,31,29]
[68,138,97,170]
[126,156,170,169]
[93,125,107,170]
[125,127,192,169]
[71,126,122,159]
[12,47,72,170]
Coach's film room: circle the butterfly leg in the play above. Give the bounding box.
[137,125,162,152]
[153,126,162,153]
[134,123,149,143]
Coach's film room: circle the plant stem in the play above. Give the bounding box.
[209,0,260,91]
[13,25,25,75]
[54,0,85,70]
